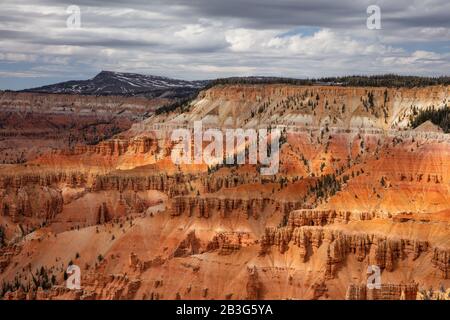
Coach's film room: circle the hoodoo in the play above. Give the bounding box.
[0,79,449,300]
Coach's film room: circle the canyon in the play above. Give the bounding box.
[0,82,449,300]
[0,91,168,163]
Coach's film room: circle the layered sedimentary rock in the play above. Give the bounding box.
[0,167,189,195]
[346,283,419,300]
[0,245,21,273]
[169,195,301,219]
[137,84,449,133]
[432,248,450,279]
[202,174,271,193]
[71,136,158,157]
[0,186,63,222]
[173,231,201,257]
[206,232,253,255]
[91,173,190,196]
[287,209,375,227]
[0,91,168,163]
[0,169,88,189]
[260,225,435,278]
[1,83,450,300]
[246,267,262,300]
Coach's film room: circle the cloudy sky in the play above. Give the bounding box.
[0,0,449,89]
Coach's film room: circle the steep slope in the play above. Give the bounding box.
[139,84,449,131]
[0,83,449,300]
[0,91,168,163]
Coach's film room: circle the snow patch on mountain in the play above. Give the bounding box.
[23,71,208,98]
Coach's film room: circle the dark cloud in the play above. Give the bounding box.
[0,0,449,89]
[16,0,450,29]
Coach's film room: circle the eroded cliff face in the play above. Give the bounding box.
[259,220,446,279]
[0,84,450,300]
[137,84,449,132]
[0,186,63,222]
[0,92,168,164]
[346,283,419,300]
[169,195,301,219]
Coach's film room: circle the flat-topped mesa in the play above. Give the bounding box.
[346,283,419,300]
[168,195,302,219]
[259,226,437,279]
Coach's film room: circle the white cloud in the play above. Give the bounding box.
[0,52,36,62]
[0,0,449,89]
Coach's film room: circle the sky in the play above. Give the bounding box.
[0,0,449,90]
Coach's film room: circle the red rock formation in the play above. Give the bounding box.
[432,248,450,279]
[346,283,418,300]
[246,267,262,300]
[169,195,301,219]
[0,185,63,222]
[0,91,169,163]
[1,83,449,300]
[173,231,201,257]
[260,225,434,278]
[206,232,252,255]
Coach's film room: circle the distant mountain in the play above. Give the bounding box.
[22,73,450,100]
[23,71,209,99]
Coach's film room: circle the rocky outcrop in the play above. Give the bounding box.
[97,202,111,224]
[72,136,158,157]
[74,139,130,157]
[287,209,375,227]
[173,231,201,257]
[1,83,449,300]
[0,186,63,222]
[0,91,168,163]
[169,195,301,219]
[260,225,435,279]
[246,266,263,300]
[0,170,88,189]
[91,173,189,196]
[129,252,165,273]
[206,232,253,255]
[346,283,418,300]
[432,248,450,279]
[0,169,190,196]
[202,175,275,193]
[0,245,21,273]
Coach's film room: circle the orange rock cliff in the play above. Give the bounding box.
[0,84,449,300]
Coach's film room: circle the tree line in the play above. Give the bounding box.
[207,74,450,88]
[410,106,450,133]
[155,74,450,115]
